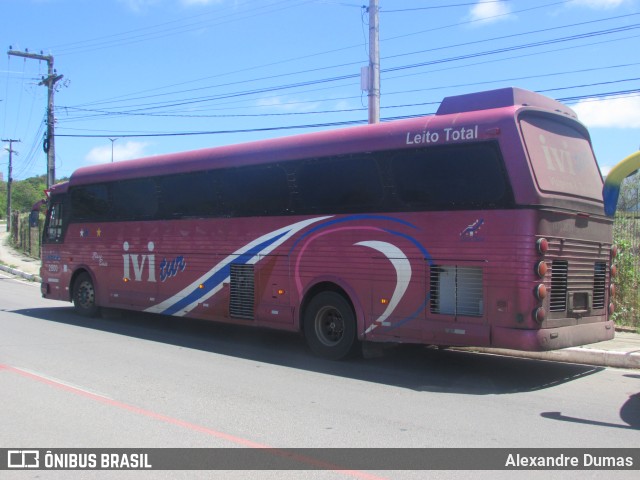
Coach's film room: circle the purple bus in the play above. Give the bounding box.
[40,87,616,359]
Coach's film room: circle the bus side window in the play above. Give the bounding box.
[158,172,220,219]
[219,164,290,217]
[295,155,383,214]
[70,184,110,221]
[112,178,158,221]
[391,143,512,210]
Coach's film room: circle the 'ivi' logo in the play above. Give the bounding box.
[8,450,39,468]
[122,241,156,282]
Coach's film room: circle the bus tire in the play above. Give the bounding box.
[303,291,357,360]
[72,272,100,317]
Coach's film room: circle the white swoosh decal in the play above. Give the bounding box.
[146,216,332,316]
[356,240,412,334]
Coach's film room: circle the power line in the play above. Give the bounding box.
[61,0,580,109]
[55,22,640,119]
[383,1,514,13]
[54,74,640,121]
[53,87,640,139]
[383,12,640,63]
[52,0,316,56]
[9,1,640,161]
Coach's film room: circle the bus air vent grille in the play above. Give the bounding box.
[550,260,568,312]
[592,261,606,309]
[230,264,255,320]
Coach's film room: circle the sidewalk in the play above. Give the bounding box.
[0,225,638,369]
[463,332,640,370]
[0,228,41,281]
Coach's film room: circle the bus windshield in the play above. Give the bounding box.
[520,114,603,201]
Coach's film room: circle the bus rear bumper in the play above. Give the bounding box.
[492,320,615,351]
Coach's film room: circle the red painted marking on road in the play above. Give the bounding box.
[1,364,387,480]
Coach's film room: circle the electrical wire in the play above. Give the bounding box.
[61,12,640,117]
[63,0,576,109]
[6,0,640,175]
[55,22,640,120]
[383,1,514,13]
[52,0,317,56]
[53,86,640,139]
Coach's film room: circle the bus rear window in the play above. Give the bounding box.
[520,115,603,201]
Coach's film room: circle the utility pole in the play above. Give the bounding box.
[2,139,20,232]
[7,48,63,188]
[368,0,380,124]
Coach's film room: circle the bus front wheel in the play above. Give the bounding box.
[303,291,357,360]
[72,272,99,317]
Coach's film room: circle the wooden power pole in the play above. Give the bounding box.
[2,139,20,232]
[8,48,63,188]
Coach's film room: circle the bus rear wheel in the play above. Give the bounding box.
[73,272,99,317]
[303,291,357,360]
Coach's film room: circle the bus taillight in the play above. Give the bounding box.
[533,307,546,323]
[535,261,548,278]
[536,238,549,255]
[534,284,547,300]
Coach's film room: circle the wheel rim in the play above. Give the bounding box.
[77,280,95,309]
[314,305,345,346]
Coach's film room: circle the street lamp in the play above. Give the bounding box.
[109,137,118,163]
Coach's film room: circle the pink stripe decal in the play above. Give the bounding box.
[1,364,387,479]
[294,226,384,294]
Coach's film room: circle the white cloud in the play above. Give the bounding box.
[599,165,612,177]
[119,0,224,11]
[569,0,629,9]
[468,0,512,24]
[572,95,640,128]
[256,96,321,113]
[118,0,162,13]
[85,140,150,164]
[180,0,224,6]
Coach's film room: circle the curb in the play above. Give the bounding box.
[458,346,640,370]
[0,264,41,283]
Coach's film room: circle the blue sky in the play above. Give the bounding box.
[1,0,639,182]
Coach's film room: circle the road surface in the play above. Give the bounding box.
[0,272,637,479]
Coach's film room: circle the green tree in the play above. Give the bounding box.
[617,171,640,213]
[11,176,47,212]
[0,175,48,218]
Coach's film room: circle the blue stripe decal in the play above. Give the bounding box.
[160,230,289,316]
[383,228,434,266]
[288,214,418,254]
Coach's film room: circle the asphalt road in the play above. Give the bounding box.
[0,272,638,479]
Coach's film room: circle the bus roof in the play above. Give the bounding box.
[67,87,577,187]
[437,87,576,117]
